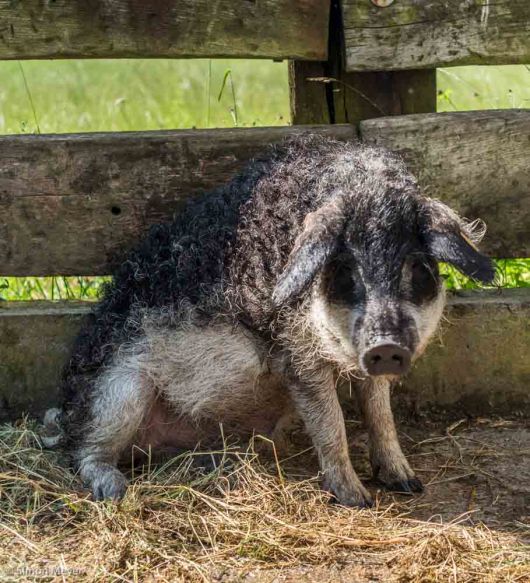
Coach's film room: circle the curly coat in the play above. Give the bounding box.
[51,135,494,506]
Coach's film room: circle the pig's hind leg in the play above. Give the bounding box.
[356,378,423,493]
[73,349,154,501]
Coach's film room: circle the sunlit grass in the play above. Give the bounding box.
[0,59,289,134]
[437,65,530,111]
[441,259,530,291]
[0,276,109,301]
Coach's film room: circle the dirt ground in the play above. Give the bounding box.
[1,415,528,582]
[219,416,530,582]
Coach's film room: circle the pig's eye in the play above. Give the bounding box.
[410,259,439,302]
[411,261,431,283]
[327,260,360,305]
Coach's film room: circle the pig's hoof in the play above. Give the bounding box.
[339,493,374,509]
[323,480,373,508]
[372,456,423,495]
[334,490,374,509]
[92,469,128,502]
[383,477,424,494]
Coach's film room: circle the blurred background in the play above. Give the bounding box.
[1,60,528,298]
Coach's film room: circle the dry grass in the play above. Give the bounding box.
[0,420,528,582]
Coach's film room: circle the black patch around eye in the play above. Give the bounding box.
[326,259,362,306]
[410,259,439,303]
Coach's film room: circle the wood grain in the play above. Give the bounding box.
[0,125,357,276]
[0,301,90,421]
[398,289,530,415]
[341,0,530,71]
[288,61,332,126]
[0,0,329,60]
[1,111,527,276]
[360,110,530,258]
[1,290,528,421]
[289,1,436,127]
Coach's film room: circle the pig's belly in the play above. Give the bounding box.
[135,323,292,451]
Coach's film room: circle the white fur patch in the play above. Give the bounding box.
[78,320,292,463]
[309,293,361,373]
[404,288,446,358]
[143,323,270,418]
[79,344,152,462]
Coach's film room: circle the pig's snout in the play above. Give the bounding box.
[362,343,411,376]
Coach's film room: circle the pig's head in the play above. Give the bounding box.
[272,163,495,378]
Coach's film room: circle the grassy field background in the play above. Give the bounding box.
[0,60,528,299]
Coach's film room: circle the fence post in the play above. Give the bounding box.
[289,1,436,126]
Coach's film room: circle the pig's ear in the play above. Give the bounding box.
[272,199,346,306]
[421,199,495,284]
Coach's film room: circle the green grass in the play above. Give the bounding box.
[437,65,530,111]
[0,276,108,301]
[0,59,290,134]
[0,60,528,300]
[441,259,530,291]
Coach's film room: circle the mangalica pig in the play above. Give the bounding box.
[44,136,494,507]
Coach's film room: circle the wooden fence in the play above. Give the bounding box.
[341,1,530,70]
[0,0,528,420]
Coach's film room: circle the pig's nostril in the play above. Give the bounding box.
[363,344,411,376]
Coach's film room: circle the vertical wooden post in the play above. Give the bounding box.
[289,61,331,125]
[289,1,436,126]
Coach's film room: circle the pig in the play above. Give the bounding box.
[45,135,494,507]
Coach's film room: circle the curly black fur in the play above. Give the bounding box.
[58,134,494,452]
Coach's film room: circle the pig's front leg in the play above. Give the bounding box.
[356,378,423,493]
[286,366,372,508]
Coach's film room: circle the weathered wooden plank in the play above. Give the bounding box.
[0,0,329,61]
[397,289,530,416]
[390,70,437,116]
[289,63,436,125]
[341,0,530,71]
[1,290,528,421]
[0,301,91,422]
[289,61,332,125]
[1,111,527,277]
[360,110,530,258]
[330,69,437,124]
[289,1,436,126]
[0,125,357,276]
